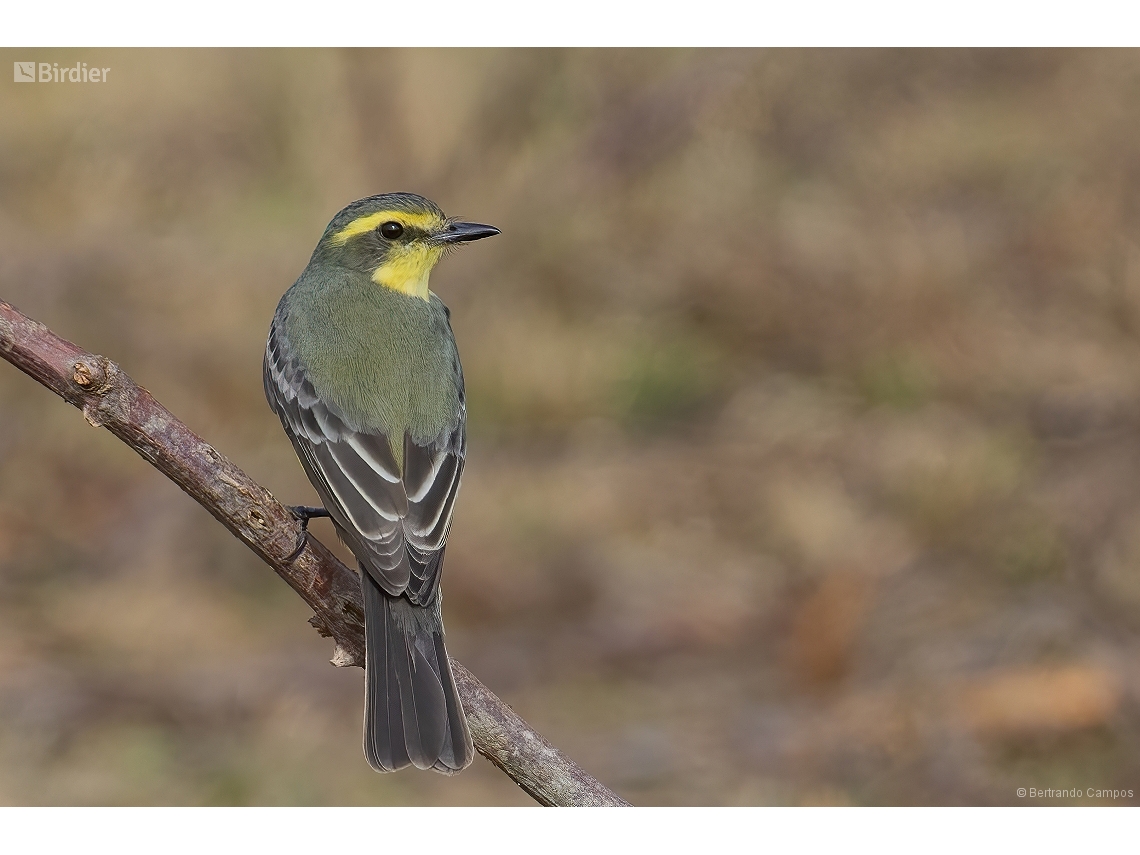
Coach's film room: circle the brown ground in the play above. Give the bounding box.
[1,48,1139,805]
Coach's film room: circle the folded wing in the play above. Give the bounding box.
[264,316,465,604]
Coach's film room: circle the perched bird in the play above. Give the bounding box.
[263,193,499,773]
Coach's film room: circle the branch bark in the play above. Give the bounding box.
[0,299,629,808]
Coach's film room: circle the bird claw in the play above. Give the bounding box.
[284,505,330,564]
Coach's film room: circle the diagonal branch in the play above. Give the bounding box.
[0,298,629,808]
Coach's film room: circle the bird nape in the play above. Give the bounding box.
[263,192,499,773]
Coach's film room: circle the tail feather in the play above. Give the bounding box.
[362,568,473,774]
[432,631,472,773]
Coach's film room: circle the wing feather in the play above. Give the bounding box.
[407,454,460,542]
[347,433,403,484]
[326,441,408,521]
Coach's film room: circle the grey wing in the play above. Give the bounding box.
[264,317,465,604]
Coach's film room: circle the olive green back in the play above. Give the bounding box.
[280,264,462,450]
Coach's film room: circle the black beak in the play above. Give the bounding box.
[436,221,501,244]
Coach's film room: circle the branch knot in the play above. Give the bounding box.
[72,356,109,391]
[72,356,132,427]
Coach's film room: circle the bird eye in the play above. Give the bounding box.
[379,221,404,239]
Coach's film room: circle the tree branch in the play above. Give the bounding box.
[0,299,629,808]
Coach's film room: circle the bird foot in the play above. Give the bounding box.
[284,505,331,564]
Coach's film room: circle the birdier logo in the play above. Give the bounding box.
[13,61,109,83]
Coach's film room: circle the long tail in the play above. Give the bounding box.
[361,568,473,774]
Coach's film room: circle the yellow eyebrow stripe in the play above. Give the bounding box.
[329,210,443,245]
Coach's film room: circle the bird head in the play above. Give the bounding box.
[313,193,499,300]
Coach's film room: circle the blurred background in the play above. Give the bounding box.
[1,48,1139,806]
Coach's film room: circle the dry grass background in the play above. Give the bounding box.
[2,48,1140,805]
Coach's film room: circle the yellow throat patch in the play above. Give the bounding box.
[370,243,445,300]
[329,209,447,300]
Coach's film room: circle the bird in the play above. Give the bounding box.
[263,193,499,773]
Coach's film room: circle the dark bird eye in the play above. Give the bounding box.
[379,221,404,239]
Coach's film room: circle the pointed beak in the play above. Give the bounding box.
[435,221,501,244]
